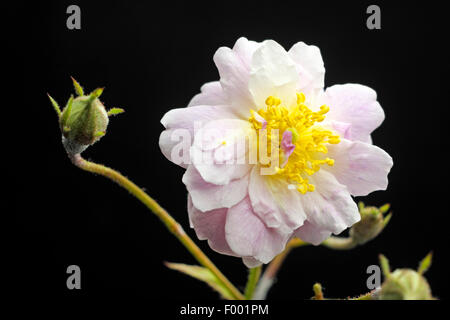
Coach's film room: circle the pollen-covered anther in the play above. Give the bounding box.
[249,92,340,194]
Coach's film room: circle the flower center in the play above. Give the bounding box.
[249,92,340,194]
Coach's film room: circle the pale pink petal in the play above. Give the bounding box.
[294,220,333,245]
[232,37,261,68]
[187,81,229,107]
[182,165,249,212]
[249,40,300,108]
[242,257,263,268]
[191,119,254,185]
[188,196,236,256]
[329,120,352,140]
[300,170,360,236]
[159,105,237,167]
[213,38,259,118]
[288,42,325,97]
[249,166,306,234]
[225,196,290,264]
[324,139,393,196]
[320,84,385,143]
[159,130,190,168]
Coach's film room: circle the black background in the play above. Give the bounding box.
[8,0,449,306]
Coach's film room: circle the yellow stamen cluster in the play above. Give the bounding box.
[249,92,340,194]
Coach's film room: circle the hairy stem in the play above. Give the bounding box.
[351,291,376,300]
[69,153,245,300]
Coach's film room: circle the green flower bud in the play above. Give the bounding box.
[48,77,124,155]
[349,202,391,245]
[380,269,433,300]
[379,253,434,300]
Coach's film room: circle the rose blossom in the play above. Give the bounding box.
[159,37,393,267]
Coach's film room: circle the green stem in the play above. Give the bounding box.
[255,236,358,299]
[263,238,309,281]
[322,236,357,250]
[69,153,245,300]
[349,290,377,300]
[254,238,309,299]
[244,266,262,300]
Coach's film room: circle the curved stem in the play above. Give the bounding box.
[244,266,262,300]
[253,238,308,299]
[322,236,357,250]
[254,236,358,299]
[264,238,308,280]
[69,153,245,300]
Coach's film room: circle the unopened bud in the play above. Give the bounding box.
[48,77,124,155]
[379,253,434,300]
[350,203,391,245]
[380,269,433,300]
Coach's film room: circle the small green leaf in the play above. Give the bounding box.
[107,108,125,116]
[61,95,74,126]
[71,76,84,96]
[379,254,391,277]
[165,262,233,300]
[418,252,433,275]
[47,93,61,117]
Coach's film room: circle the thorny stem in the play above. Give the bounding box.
[68,153,245,300]
[244,266,262,300]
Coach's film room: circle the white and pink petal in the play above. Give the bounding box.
[159,104,238,167]
[249,40,300,109]
[188,196,236,256]
[294,220,333,246]
[182,165,249,212]
[190,119,255,185]
[299,170,360,239]
[187,81,229,107]
[225,196,291,264]
[288,42,325,98]
[213,39,257,118]
[324,139,393,197]
[320,83,385,143]
[249,166,306,233]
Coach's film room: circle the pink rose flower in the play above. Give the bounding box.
[159,37,393,267]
